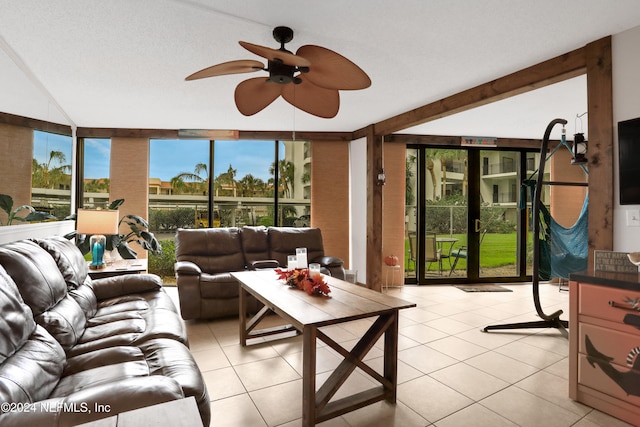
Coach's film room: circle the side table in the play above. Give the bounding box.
[384,264,402,289]
[88,259,148,280]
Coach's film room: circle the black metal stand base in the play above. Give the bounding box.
[483,317,568,338]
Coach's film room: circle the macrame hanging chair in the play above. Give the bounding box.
[540,193,589,280]
[522,180,589,281]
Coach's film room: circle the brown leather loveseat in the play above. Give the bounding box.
[0,236,210,427]
[174,226,345,320]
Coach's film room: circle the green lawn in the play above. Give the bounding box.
[405,232,519,273]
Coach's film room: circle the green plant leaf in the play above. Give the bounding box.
[0,194,13,216]
[117,243,137,259]
[24,211,57,222]
[108,199,125,210]
[121,214,149,230]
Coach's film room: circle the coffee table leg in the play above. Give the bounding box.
[239,286,247,347]
[384,310,400,403]
[302,325,317,427]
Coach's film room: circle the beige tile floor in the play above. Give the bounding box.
[165,284,634,427]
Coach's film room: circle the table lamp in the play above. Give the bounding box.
[76,209,119,270]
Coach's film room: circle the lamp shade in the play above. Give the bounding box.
[76,209,119,235]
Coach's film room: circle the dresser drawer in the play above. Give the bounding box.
[578,353,640,407]
[579,283,640,323]
[580,323,640,368]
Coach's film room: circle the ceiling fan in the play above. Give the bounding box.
[185,26,371,118]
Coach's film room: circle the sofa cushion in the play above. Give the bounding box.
[69,283,98,319]
[0,240,89,352]
[175,227,245,273]
[36,295,87,352]
[31,236,89,290]
[0,265,64,405]
[268,227,325,266]
[199,272,241,299]
[0,240,68,317]
[0,265,37,363]
[241,225,270,266]
[0,325,65,405]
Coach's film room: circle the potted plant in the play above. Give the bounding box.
[0,194,57,225]
[68,199,161,259]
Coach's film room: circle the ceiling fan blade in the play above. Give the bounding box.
[234,77,283,116]
[296,45,371,90]
[185,60,264,80]
[239,41,310,67]
[281,76,339,118]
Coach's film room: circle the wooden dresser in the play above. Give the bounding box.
[569,270,640,426]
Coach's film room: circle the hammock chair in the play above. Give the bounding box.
[520,179,589,281]
[539,192,589,281]
[484,118,588,337]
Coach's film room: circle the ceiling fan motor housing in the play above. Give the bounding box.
[268,59,303,84]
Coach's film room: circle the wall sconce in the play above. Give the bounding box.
[377,169,386,185]
[571,133,587,165]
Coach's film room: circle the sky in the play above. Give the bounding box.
[33,132,278,182]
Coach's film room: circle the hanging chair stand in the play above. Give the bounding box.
[482,118,587,338]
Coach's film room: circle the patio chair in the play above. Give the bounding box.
[448,229,487,276]
[425,231,443,275]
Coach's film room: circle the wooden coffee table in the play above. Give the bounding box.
[232,270,416,426]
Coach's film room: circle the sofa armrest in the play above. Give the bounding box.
[91,273,163,300]
[311,256,345,280]
[0,376,185,427]
[175,260,202,276]
[316,255,344,268]
[250,259,280,270]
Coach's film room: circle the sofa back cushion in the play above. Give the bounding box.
[31,236,90,290]
[0,240,68,316]
[0,265,64,403]
[0,240,87,352]
[175,228,246,274]
[241,226,270,266]
[268,227,325,267]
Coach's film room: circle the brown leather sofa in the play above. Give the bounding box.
[0,236,210,427]
[175,226,345,320]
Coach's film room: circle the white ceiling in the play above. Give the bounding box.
[1,0,640,139]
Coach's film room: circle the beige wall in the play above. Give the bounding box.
[311,140,350,268]
[110,137,149,258]
[382,143,406,286]
[0,123,33,225]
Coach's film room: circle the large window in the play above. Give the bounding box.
[147,139,311,237]
[148,139,209,237]
[31,130,72,219]
[82,138,111,209]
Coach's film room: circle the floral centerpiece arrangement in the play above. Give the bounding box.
[275,268,331,296]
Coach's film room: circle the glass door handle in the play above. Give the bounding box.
[475,219,481,233]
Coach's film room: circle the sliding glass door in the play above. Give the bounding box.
[406,145,534,284]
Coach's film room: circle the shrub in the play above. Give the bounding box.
[149,208,195,232]
[148,238,176,278]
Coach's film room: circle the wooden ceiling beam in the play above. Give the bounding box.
[356,46,586,138]
[76,127,353,141]
[0,111,72,135]
[386,133,547,150]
